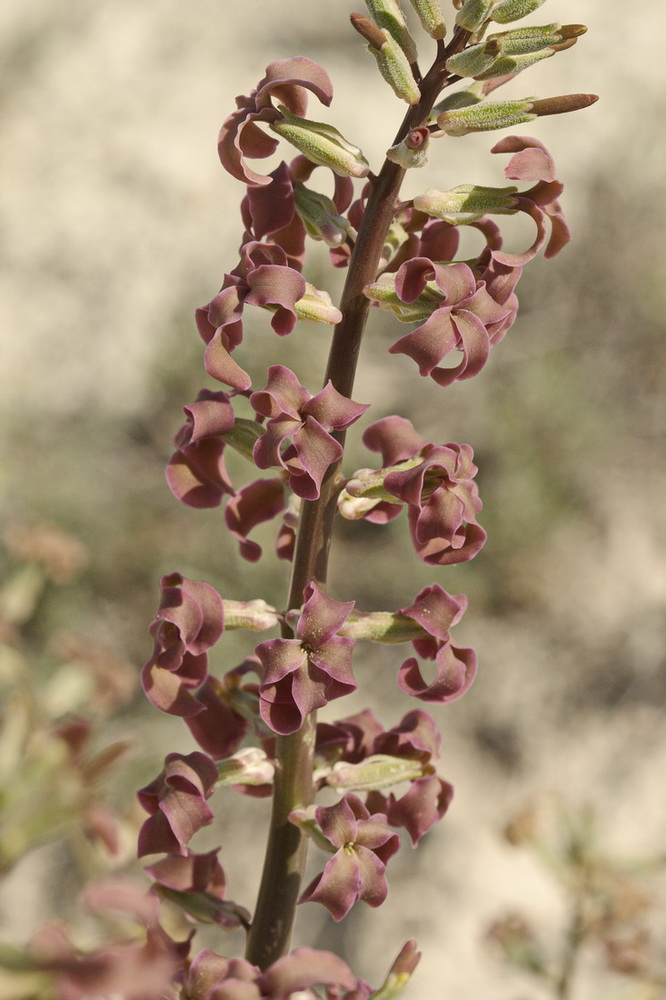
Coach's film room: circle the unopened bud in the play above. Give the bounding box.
[293,183,354,247]
[486,23,562,55]
[364,0,418,63]
[414,183,518,222]
[216,747,274,787]
[222,599,279,631]
[528,93,599,116]
[368,28,422,105]
[446,40,501,78]
[270,107,370,179]
[490,0,548,24]
[295,283,344,324]
[474,48,555,81]
[375,940,422,999]
[407,0,447,39]
[386,127,430,168]
[455,0,494,31]
[326,754,429,792]
[436,97,536,135]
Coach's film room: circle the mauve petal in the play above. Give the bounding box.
[262,948,357,996]
[387,776,454,845]
[297,582,355,645]
[394,256,438,303]
[375,709,441,759]
[146,850,225,896]
[244,264,306,335]
[204,333,253,390]
[141,660,206,717]
[178,578,225,653]
[492,196,547,267]
[166,441,233,509]
[419,219,460,263]
[300,855,358,921]
[362,416,426,466]
[429,310,490,386]
[304,380,370,431]
[389,309,459,376]
[138,811,182,857]
[309,641,357,698]
[225,478,285,563]
[251,365,310,419]
[184,678,249,759]
[354,846,390,908]
[492,135,556,182]
[259,673,309,735]
[252,417,301,471]
[316,795,359,847]
[409,513,487,565]
[254,57,334,113]
[415,487,465,544]
[256,638,306,685]
[290,416,343,499]
[180,392,235,444]
[187,951,235,998]
[244,162,296,239]
[398,640,477,703]
[400,584,467,640]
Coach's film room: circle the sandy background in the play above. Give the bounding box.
[1,1,666,997]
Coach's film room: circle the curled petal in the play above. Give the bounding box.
[166,440,233,509]
[225,478,285,562]
[244,264,306,335]
[261,948,359,997]
[362,416,426,467]
[398,640,477,703]
[492,134,556,182]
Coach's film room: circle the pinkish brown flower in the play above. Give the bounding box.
[255,583,357,735]
[298,794,400,921]
[251,365,369,500]
[137,751,218,857]
[141,573,224,717]
[218,58,334,187]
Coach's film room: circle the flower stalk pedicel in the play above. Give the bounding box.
[138,1,597,991]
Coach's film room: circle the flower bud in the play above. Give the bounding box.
[293,182,354,247]
[364,0,418,63]
[216,747,275,787]
[474,47,555,81]
[367,28,422,105]
[413,183,518,222]
[407,0,447,39]
[270,107,370,179]
[487,23,562,55]
[375,941,422,998]
[454,0,494,31]
[294,283,344,324]
[528,93,599,117]
[436,97,536,135]
[490,0,548,24]
[222,598,280,631]
[325,754,430,792]
[446,40,501,78]
[386,127,430,168]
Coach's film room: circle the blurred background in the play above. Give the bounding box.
[1,0,665,997]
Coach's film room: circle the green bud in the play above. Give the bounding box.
[364,0,418,63]
[386,127,430,168]
[487,23,562,55]
[270,106,370,179]
[436,97,536,136]
[293,182,354,247]
[216,747,274,786]
[432,83,484,116]
[446,40,502,78]
[154,886,251,929]
[407,0,447,39]
[474,47,555,81]
[363,274,442,321]
[369,28,422,105]
[325,754,430,792]
[337,606,436,642]
[490,0,548,25]
[222,598,279,631]
[455,0,494,31]
[294,282,344,325]
[413,184,519,223]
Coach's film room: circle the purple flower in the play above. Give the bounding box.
[255,582,357,735]
[166,389,236,509]
[490,135,571,266]
[137,751,218,857]
[251,365,369,500]
[141,574,224,717]
[218,58,334,187]
[387,258,512,386]
[298,794,400,921]
[368,775,454,846]
[397,585,478,703]
[197,241,306,389]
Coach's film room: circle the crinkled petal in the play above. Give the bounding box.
[166,440,233,509]
[297,582,355,646]
[225,478,285,562]
[261,948,358,997]
[362,416,426,466]
[398,640,477,703]
[244,264,306,335]
[290,415,344,499]
[492,134,556,182]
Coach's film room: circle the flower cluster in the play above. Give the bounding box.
[135,1,595,993]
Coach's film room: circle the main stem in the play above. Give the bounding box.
[245,35,465,969]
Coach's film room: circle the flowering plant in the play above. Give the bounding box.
[135,1,597,994]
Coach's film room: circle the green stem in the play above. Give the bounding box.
[244,30,468,969]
